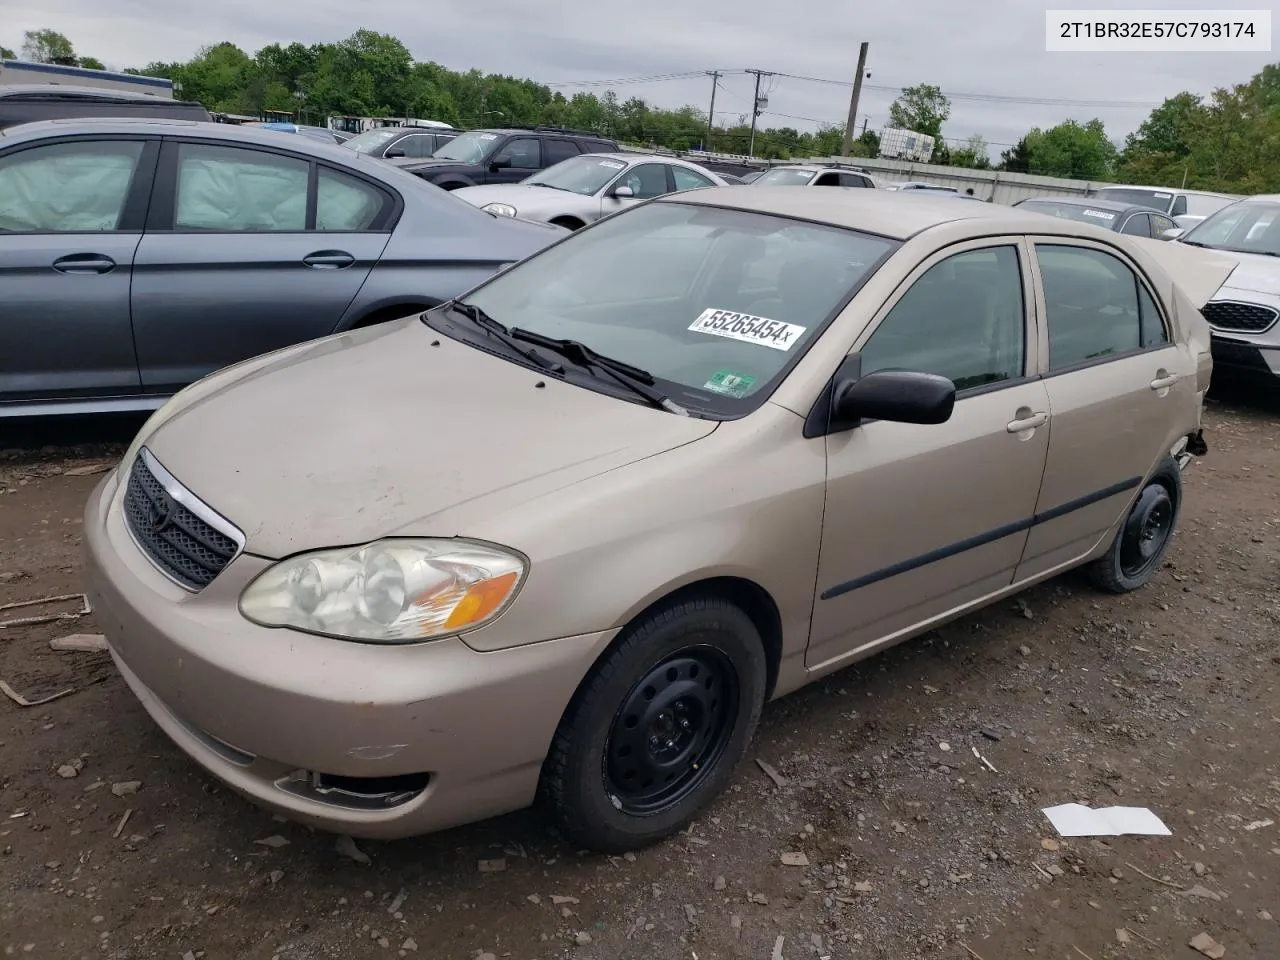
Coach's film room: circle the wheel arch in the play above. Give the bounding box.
[341,299,443,331]
[549,215,586,230]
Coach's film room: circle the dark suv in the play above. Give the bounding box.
[392,127,619,190]
[0,84,211,131]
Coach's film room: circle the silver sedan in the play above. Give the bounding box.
[451,153,729,230]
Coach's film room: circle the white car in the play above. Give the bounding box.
[751,165,877,189]
[451,153,728,230]
[1176,195,1280,386]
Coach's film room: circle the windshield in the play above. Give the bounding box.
[454,201,897,412]
[1019,200,1119,227]
[753,168,815,186]
[1095,187,1174,213]
[342,129,402,154]
[430,131,501,163]
[1183,201,1280,256]
[526,155,629,195]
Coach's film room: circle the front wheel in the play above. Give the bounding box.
[539,596,767,853]
[1087,456,1182,593]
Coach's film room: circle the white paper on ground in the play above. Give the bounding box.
[1041,803,1171,837]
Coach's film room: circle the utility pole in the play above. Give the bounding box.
[841,42,870,157]
[861,116,869,136]
[705,70,721,150]
[745,68,772,157]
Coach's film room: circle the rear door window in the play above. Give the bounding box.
[174,142,308,231]
[0,139,145,232]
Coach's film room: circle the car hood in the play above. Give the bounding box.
[1129,237,1241,308]
[1195,248,1280,297]
[452,184,593,213]
[142,320,716,558]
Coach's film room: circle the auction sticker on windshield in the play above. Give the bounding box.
[688,308,806,351]
[1083,209,1116,220]
[598,159,626,169]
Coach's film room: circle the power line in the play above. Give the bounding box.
[545,67,1163,110]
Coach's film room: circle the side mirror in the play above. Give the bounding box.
[489,158,512,171]
[384,147,406,158]
[1161,227,1185,240]
[832,370,956,425]
[612,185,635,199]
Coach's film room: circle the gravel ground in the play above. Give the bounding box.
[1,394,1278,960]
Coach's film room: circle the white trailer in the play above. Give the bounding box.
[0,58,173,97]
[878,127,936,163]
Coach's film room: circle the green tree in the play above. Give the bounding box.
[1023,119,1116,179]
[948,133,991,168]
[22,28,76,65]
[1,46,16,60]
[78,56,105,70]
[887,83,951,139]
[998,137,1031,172]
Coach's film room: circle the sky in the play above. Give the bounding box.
[6,0,1275,158]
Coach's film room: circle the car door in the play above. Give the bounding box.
[129,139,393,394]
[669,164,717,193]
[1013,240,1189,582]
[838,172,873,188]
[600,162,670,217]
[808,240,1052,669]
[0,136,157,404]
[1150,213,1178,238]
[486,137,542,184]
[1119,212,1151,237]
[543,138,581,169]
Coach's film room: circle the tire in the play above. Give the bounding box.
[539,596,767,853]
[1087,456,1182,594]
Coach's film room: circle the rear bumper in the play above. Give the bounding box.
[83,470,616,839]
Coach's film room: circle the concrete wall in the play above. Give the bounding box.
[801,157,1104,205]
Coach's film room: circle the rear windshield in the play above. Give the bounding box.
[1019,200,1119,226]
[753,168,815,186]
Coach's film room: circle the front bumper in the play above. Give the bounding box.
[1210,335,1280,384]
[83,471,616,839]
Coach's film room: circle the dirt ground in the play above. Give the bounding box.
[1,393,1278,960]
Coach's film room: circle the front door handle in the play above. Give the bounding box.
[52,254,116,275]
[1150,373,1178,390]
[302,250,355,269]
[1007,411,1048,433]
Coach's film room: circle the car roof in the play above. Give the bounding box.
[1096,183,1235,199]
[665,185,1122,241]
[360,124,458,133]
[1018,195,1161,215]
[0,117,372,164]
[471,128,614,140]
[0,83,177,101]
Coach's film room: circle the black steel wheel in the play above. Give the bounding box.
[539,596,767,853]
[1118,484,1175,579]
[1088,456,1182,594]
[603,646,740,815]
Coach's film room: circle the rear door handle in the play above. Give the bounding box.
[302,250,355,269]
[1007,411,1048,433]
[52,254,116,275]
[1150,374,1178,390]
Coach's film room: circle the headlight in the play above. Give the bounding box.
[239,539,527,643]
[483,202,517,217]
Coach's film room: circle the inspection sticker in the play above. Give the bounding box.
[688,308,806,351]
[703,369,756,397]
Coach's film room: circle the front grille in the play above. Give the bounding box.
[123,450,241,590]
[1202,300,1278,334]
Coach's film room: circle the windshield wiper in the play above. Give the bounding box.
[447,302,563,373]
[508,328,688,415]
[529,182,573,192]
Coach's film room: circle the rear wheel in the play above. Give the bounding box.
[1087,456,1181,593]
[539,596,766,853]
